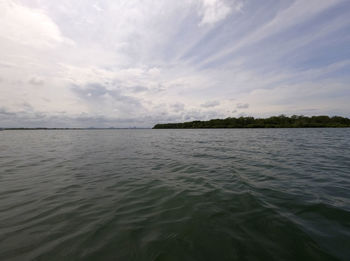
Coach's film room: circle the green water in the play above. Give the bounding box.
[0,129,349,260]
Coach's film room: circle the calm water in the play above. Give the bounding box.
[0,129,349,261]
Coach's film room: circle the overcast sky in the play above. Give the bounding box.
[1,0,350,127]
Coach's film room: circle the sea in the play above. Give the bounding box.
[0,129,349,261]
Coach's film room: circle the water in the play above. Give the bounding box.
[0,129,349,261]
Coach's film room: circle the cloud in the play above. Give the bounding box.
[236,80,350,117]
[236,103,249,109]
[0,1,72,48]
[171,103,185,112]
[71,83,144,117]
[199,0,344,66]
[29,77,44,86]
[0,0,349,127]
[0,107,16,116]
[129,86,149,93]
[198,0,232,26]
[201,100,220,108]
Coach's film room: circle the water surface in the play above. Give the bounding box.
[0,129,349,260]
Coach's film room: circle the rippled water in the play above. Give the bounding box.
[0,129,349,260]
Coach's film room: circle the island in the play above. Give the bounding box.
[153,115,350,129]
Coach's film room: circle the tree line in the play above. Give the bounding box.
[153,115,350,129]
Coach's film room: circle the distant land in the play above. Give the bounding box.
[0,127,148,130]
[153,115,350,129]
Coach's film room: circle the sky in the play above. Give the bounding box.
[0,0,350,128]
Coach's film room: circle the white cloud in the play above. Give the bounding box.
[0,0,349,127]
[200,0,344,66]
[197,0,244,26]
[0,1,72,48]
[198,0,232,26]
[230,80,350,117]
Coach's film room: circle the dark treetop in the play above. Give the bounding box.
[153,115,350,129]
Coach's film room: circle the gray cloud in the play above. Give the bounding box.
[236,103,249,109]
[130,86,149,93]
[201,100,220,108]
[0,0,349,127]
[183,109,224,121]
[72,83,141,106]
[0,107,16,116]
[171,103,185,112]
[29,77,44,86]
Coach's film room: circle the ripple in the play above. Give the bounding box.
[0,129,349,260]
